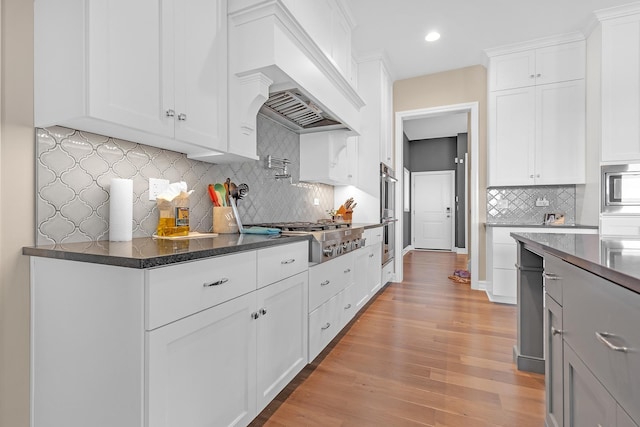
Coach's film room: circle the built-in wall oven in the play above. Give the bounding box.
[381,163,397,266]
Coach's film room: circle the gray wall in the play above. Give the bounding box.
[406,134,468,249]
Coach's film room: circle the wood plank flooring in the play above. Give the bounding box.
[251,251,545,426]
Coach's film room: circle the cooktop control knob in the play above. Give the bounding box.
[323,246,334,257]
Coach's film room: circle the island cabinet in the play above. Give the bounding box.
[31,241,309,427]
[542,254,640,427]
[34,0,234,162]
[487,40,586,187]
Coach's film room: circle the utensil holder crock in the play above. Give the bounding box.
[213,207,239,234]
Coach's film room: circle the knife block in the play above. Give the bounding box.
[213,207,238,234]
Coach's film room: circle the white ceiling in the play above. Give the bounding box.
[344,0,635,140]
[346,0,634,81]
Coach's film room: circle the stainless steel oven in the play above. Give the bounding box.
[602,164,640,214]
[380,163,397,266]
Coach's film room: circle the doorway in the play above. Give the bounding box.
[412,171,455,250]
[394,102,479,290]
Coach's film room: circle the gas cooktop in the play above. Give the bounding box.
[248,221,352,232]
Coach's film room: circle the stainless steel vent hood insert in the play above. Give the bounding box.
[260,89,347,133]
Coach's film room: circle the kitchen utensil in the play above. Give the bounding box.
[236,183,249,199]
[207,184,221,207]
[214,183,226,206]
[224,178,231,206]
[228,180,238,201]
[229,197,244,233]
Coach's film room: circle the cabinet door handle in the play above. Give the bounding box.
[543,273,561,281]
[551,326,563,336]
[344,303,352,310]
[177,113,187,121]
[203,278,229,287]
[281,258,296,264]
[529,174,534,178]
[536,73,541,78]
[595,332,628,352]
[251,312,260,320]
[369,253,374,258]
[165,109,175,117]
[529,74,535,79]
[320,280,330,286]
[321,322,331,330]
[259,308,267,316]
[344,268,351,274]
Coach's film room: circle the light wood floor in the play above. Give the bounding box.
[251,251,545,426]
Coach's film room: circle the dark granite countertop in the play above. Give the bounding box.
[23,234,311,269]
[486,223,598,229]
[511,232,640,295]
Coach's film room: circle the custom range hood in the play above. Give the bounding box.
[227,0,364,157]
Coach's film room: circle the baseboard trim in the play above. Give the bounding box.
[402,245,414,255]
[485,289,516,305]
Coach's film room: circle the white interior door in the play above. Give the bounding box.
[412,171,455,250]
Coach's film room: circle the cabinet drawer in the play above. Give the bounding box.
[308,253,353,312]
[543,255,564,305]
[146,251,257,330]
[257,241,308,288]
[364,227,383,245]
[339,283,357,329]
[308,291,342,362]
[563,261,640,422]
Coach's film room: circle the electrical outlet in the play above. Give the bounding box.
[535,197,550,207]
[497,199,509,209]
[313,198,320,206]
[149,178,169,201]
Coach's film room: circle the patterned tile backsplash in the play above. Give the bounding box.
[487,186,576,225]
[36,115,334,244]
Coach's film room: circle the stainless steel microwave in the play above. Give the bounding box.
[602,164,640,213]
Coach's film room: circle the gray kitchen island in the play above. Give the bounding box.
[510,232,640,427]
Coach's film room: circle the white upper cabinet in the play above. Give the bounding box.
[488,38,586,187]
[35,0,232,162]
[300,131,351,185]
[601,12,640,163]
[490,41,586,91]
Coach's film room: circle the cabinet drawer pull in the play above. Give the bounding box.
[551,326,563,336]
[543,273,561,281]
[344,268,351,274]
[320,280,330,286]
[369,253,374,258]
[203,278,229,287]
[321,322,331,330]
[344,304,352,310]
[281,258,296,264]
[165,109,175,117]
[595,332,628,353]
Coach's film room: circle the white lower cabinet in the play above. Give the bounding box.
[30,241,310,427]
[353,240,382,310]
[255,272,308,412]
[147,292,258,427]
[308,290,343,361]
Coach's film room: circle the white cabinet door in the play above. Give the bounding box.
[367,243,382,296]
[146,292,257,427]
[255,272,308,412]
[489,87,536,186]
[535,80,586,185]
[353,247,371,310]
[535,42,585,86]
[545,294,564,427]
[602,15,640,162]
[379,64,393,165]
[173,0,227,151]
[490,50,536,91]
[89,0,173,138]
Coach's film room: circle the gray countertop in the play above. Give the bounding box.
[511,232,640,295]
[486,223,598,229]
[23,233,311,269]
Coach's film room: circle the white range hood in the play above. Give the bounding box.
[227,0,364,158]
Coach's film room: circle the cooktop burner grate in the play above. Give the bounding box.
[249,221,352,232]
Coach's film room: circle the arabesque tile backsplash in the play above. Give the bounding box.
[36,115,334,244]
[486,186,576,225]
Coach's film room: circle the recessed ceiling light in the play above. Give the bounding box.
[425,31,440,42]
